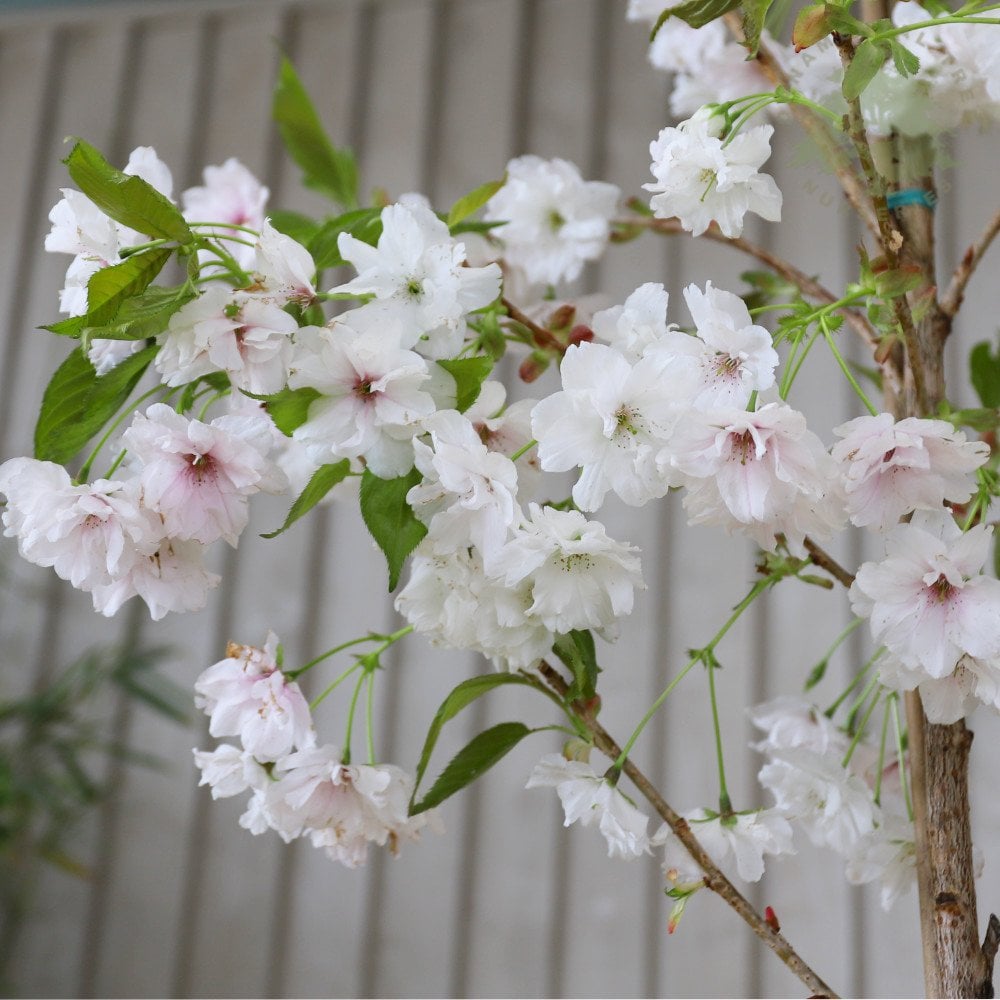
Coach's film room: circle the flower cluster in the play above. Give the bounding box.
[193,632,436,868]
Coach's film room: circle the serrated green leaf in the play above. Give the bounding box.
[64,140,192,244]
[256,386,322,435]
[970,341,1000,408]
[43,248,174,338]
[436,356,494,412]
[273,56,358,210]
[553,630,600,703]
[410,673,541,806]
[655,0,741,32]
[842,38,890,101]
[262,460,351,538]
[411,721,535,814]
[267,209,321,247]
[81,282,196,344]
[741,0,775,56]
[308,207,383,270]
[359,467,426,591]
[874,266,923,299]
[34,345,157,464]
[889,38,920,77]
[447,177,505,229]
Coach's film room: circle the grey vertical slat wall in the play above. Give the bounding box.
[2,0,998,997]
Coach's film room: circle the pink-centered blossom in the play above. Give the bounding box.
[194,632,315,761]
[122,403,282,546]
[850,510,1000,680]
[832,413,988,532]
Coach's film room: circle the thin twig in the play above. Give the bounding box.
[633,215,902,395]
[535,661,838,999]
[941,206,1000,317]
[803,536,856,589]
[723,13,880,238]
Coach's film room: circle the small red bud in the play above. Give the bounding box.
[568,324,594,346]
[764,905,781,932]
[518,350,550,383]
[546,303,577,331]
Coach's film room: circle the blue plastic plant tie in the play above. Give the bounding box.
[887,188,937,211]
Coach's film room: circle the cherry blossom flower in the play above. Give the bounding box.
[667,402,844,552]
[526,753,650,860]
[259,746,435,867]
[484,155,620,286]
[653,807,795,885]
[850,510,1000,680]
[464,381,542,498]
[90,536,220,620]
[531,341,680,511]
[122,403,283,546]
[844,815,917,911]
[645,113,782,238]
[193,743,270,799]
[395,538,554,671]
[490,504,644,633]
[182,157,269,270]
[748,696,848,757]
[407,409,520,567]
[251,219,316,305]
[591,282,674,362]
[194,633,316,761]
[156,286,297,394]
[831,413,988,532]
[332,199,500,358]
[759,749,879,855]
[288,319,435,478]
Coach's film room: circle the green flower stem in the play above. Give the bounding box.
[705,651,732,816]
[290,626,413,683]
[876,12,1000,42]
[814,617,865,678]
[308,661,362,710]
[509,438,538,463]
[188,221,263,236]
[197,390,229,422]
[820,315,879,416]
[119,238,170,258]
[365,670,376,765]
[103,448,128,480]
[842,683,883,768]
[77,383,174,483]
[874,695,892,805]
[891,693,914,822]
[195,237,250,286]
[825,646,884,718]
[614,578,773,770]
[779,326,823,399]
[340,670,368,765]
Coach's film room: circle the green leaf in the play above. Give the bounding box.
[553,630,600,703]
[411,673,541,805]
[447,177,505,229]
[436,356,494,413]
[81,283,196,344]
[273,55,358,210]
[873,266,923,299]
[970,340,1000,408]
[842,38,890,101]
[654,0,741,32]
[411,721,535,814]
[261,460,350,538]
[63,140,192,244]
[359,467,427,591]
[741,0,775,57]
[255,386,322,435]
[267,209,321,247]
[308,207,383,270]
[889,38,920,77]
[43,248,174,338]
[821,3,872,36]
[34,344,157,464]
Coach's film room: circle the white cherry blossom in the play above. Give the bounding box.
[193,744,270,799]
[484,155,620,286]
[527,753,650,860]
[645,114,782,238]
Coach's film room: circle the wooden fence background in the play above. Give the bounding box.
[1,0,998,996]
